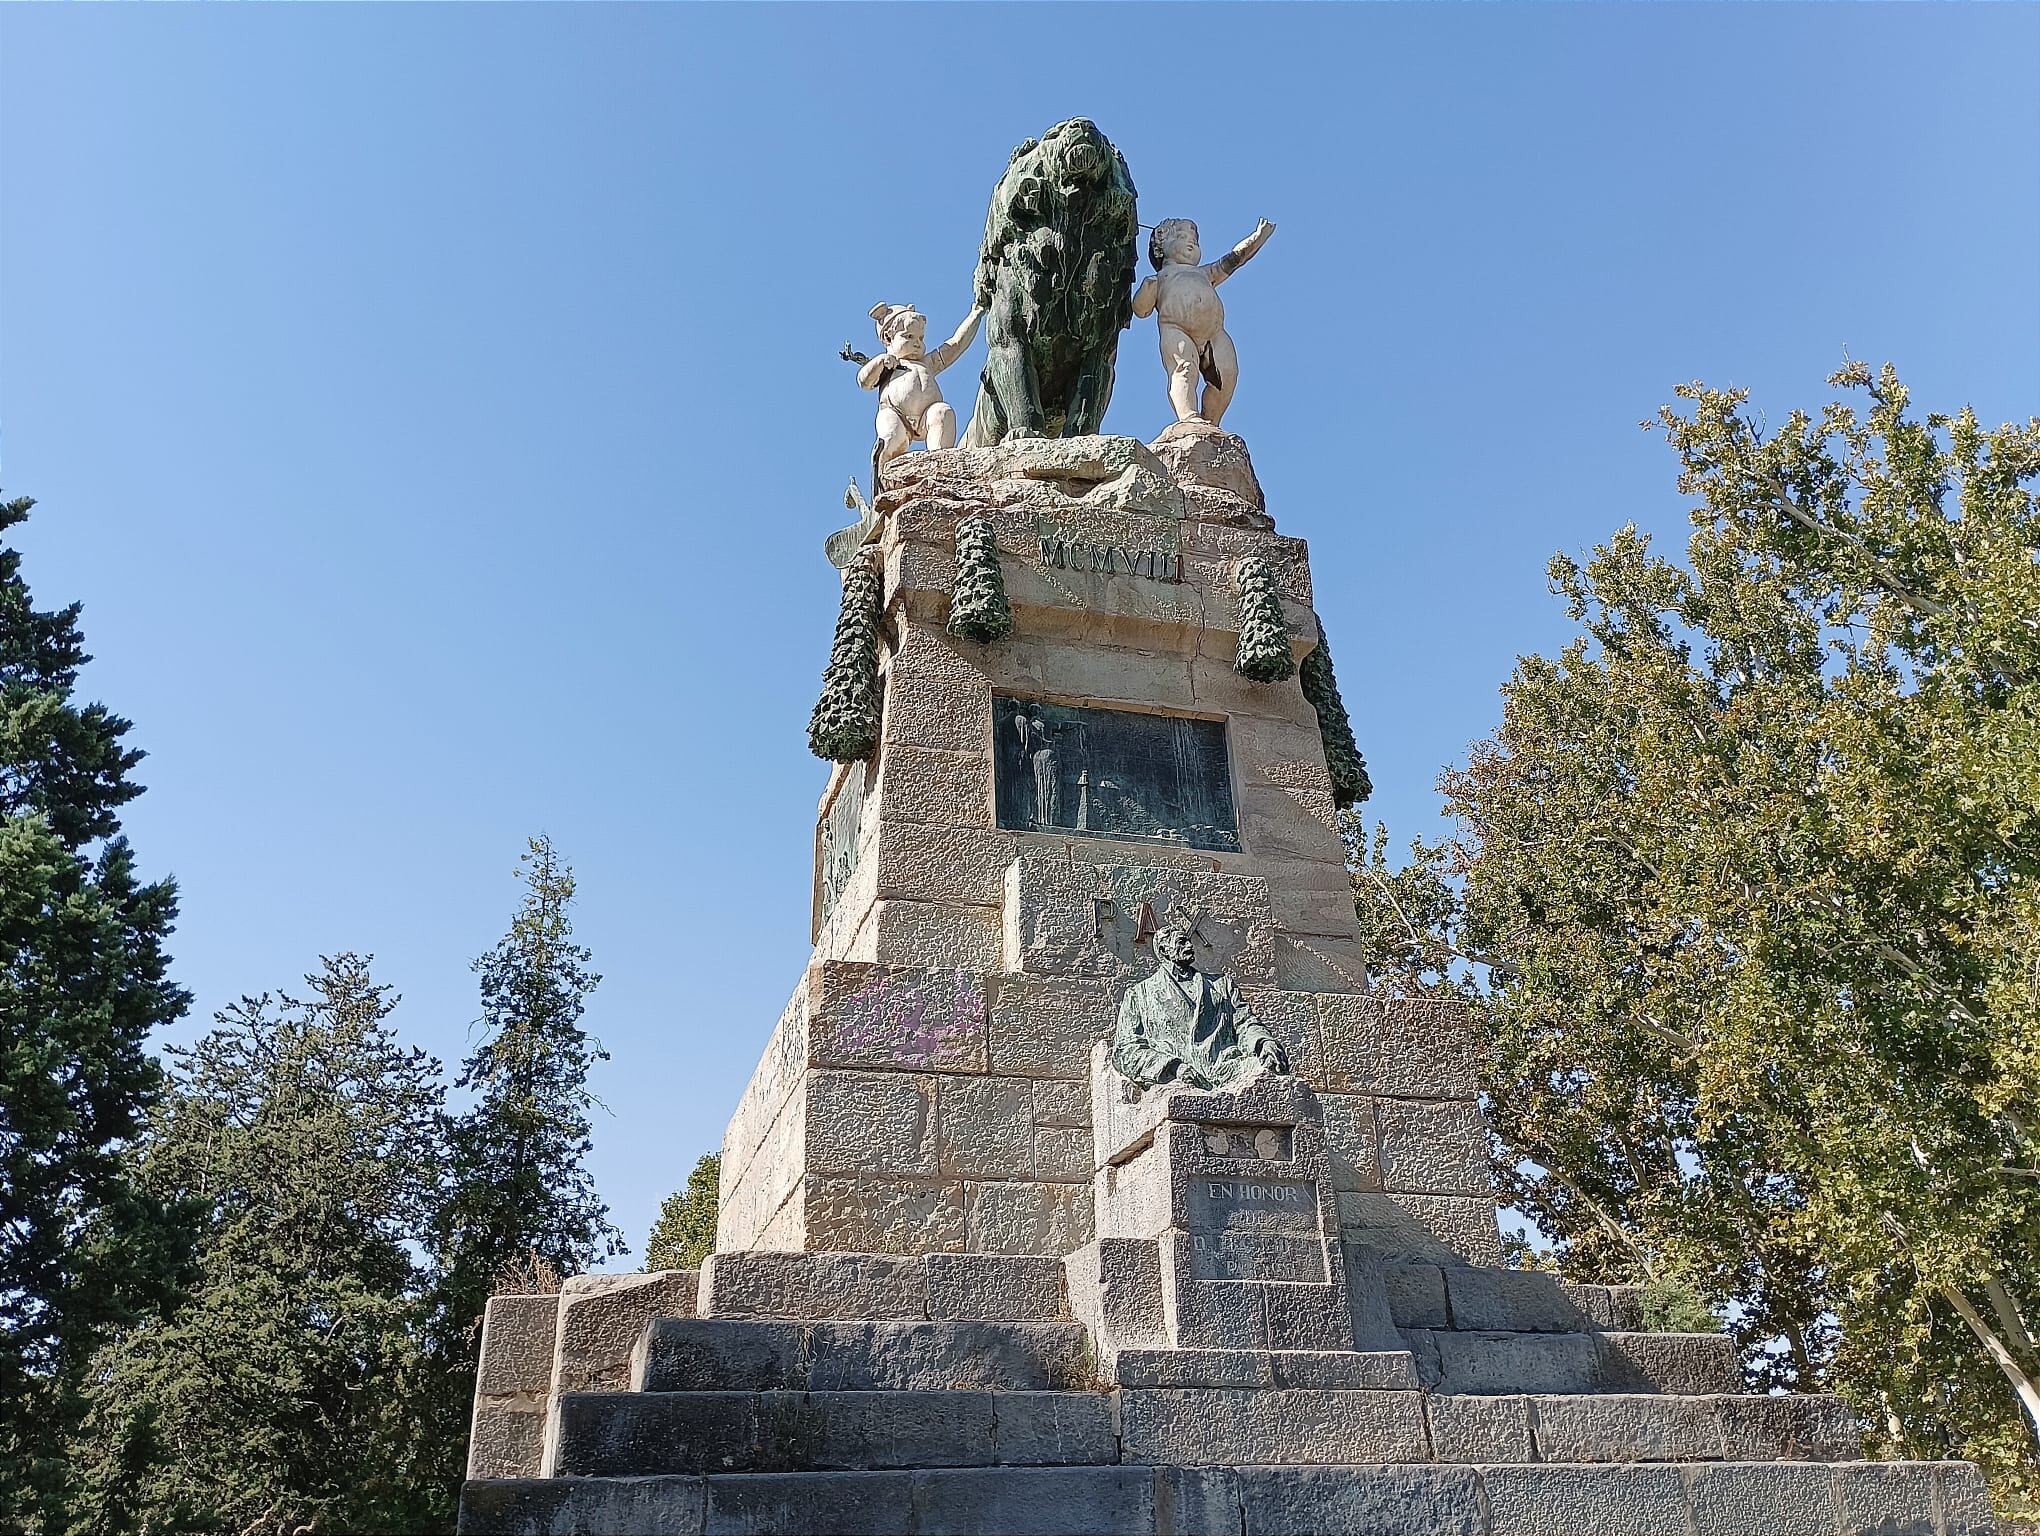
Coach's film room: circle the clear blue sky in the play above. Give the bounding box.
[4,5,2036,1264]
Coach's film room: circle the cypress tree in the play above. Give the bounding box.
[1300,613,1372,808]
[645,1153,721,1271]
[71,955,446,1533]
[0,494,190,1525]
[424,836,624,1505]
[1232,556,1295,682]
[808,556,884,762]
[947,517,1014,643]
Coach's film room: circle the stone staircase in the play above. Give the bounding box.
[455,1251,1998,1535]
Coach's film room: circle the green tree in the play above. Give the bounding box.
[1354,367,2040,1488]
[424,836,624,1507]
[0,495,190,1525]
[72,954,446,1534]
[646,1154,721,1271]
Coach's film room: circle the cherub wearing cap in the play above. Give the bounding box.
[857,300,986,477]
[1131,217,1275,427]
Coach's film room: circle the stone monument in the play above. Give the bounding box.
[455,119,1997,1536]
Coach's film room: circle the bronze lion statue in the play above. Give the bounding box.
[960,119,1140,448]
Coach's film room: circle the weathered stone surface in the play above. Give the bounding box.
[812,963,991,1075]
[636,1320,805,1393]
[1374,1260,1450,1329]
[925,1252,1069,1321]
[1427,1393,1535,1462]
[467,1405,547,1483]
[872,822,1017,907]
[704,1469,912,1535]
[880,626,991,756]
[1409,1328,1602,1395]
[1686,1461,1840,1536]
[1318,1092,1381,1193]
[872,746,993,830]
[1149,423,1267,520]
[1272,932,1368,993]
[1482,1463,1692,1536]
[1064,1238,1166,1355]
[556,1271,698,1394]
[1109,1347,1415,1390]
[1003,852,1279,985]
[1442,1266,1590,1334]
[987,974,1118,1080]
[805,1071,937,1177]
[804,1321,1094,1391]
[1935,1463,2000,1536]
[804,1175,968,1254]
[1318,994,1479,1098]
[938,1075,1036,1179]
[1831,1462,1940,1536]
[1339,1191,1502,1266]
[966,1179,1091,1254]
[852,899,1004,974]
[907,1465,1202,1536]
[988,1391,1116,1465]
[1119,1387,1428,1465]
[1531,1393,1725,1463]
[476,1294,561,1398]
[1236,1465,1485,1536]
[1376,1098,1492,1197]
[1717,1395,1859,1461]
[1597,1330,1740,1394]
[457,1475,707,1535]
[700,1252,926,1321]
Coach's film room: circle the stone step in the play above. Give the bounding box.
[699,1251,1069,1322]
[1407,1326,1739,1395]
[550,1389,1117,1478]
[1111,1346,1419,1390]
[633,1318,1099,1393]
[457,1459,1998,1536]
[1429,1392,1860,1463]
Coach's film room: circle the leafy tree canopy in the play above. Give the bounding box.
[1354,366,2040,1487]
[646,1154,721,1272]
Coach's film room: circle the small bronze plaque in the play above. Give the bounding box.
[994,698,1239,853]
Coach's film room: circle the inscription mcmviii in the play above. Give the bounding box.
[994,698,1239,853]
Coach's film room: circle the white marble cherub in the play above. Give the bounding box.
[1131,217,1275,427]
[858,301,986,474]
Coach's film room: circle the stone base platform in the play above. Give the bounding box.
[462,1459,1995,1536]
[455,1252,1997,1536]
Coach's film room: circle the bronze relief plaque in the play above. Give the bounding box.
[993,697,1240,853]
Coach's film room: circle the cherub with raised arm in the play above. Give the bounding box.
[1131,217,1275,427]
[856,301,986,477]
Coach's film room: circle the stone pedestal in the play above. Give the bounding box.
[715,434,1499,1271]
[456,429,1994,1536]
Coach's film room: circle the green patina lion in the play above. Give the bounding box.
[960,119,1139,448]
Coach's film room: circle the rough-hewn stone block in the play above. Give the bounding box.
[475,1293,560,1398]
[1717,1394,1859,1461]
[965,1179,1090,1254]
[874,746,993,830]
[699,1252,927,1321]
[1482,1463,1691,1536]
[1597,1330,1739,1395]
[805,1321,1093,1391]
[1442,1266,1591,1334]
[1831,1462,1939,1536]
[1686,1462,1840,1536]
[1410,1328,1602,1395]
[466,1406,547,1483]
[702,1469,911,1535]
[1427,1393,1534,1462]
[1118,1387,1428,1465]
[988,1391,1116,1465]
[1236,1465,1486,1536]
[938,1075,1036,1179]
[1935,1463,2000,1536]
[806,1071,937,1177]
[804,1175,968,1254]
[926,1252,1069,1321]
[456,1475,707,1535]
[1531,1393,1725,1462]
[987,975,1118,1080]
[555,1271,698,1393]
[812,963,990,1075]
[1375,1097,1492,1196]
